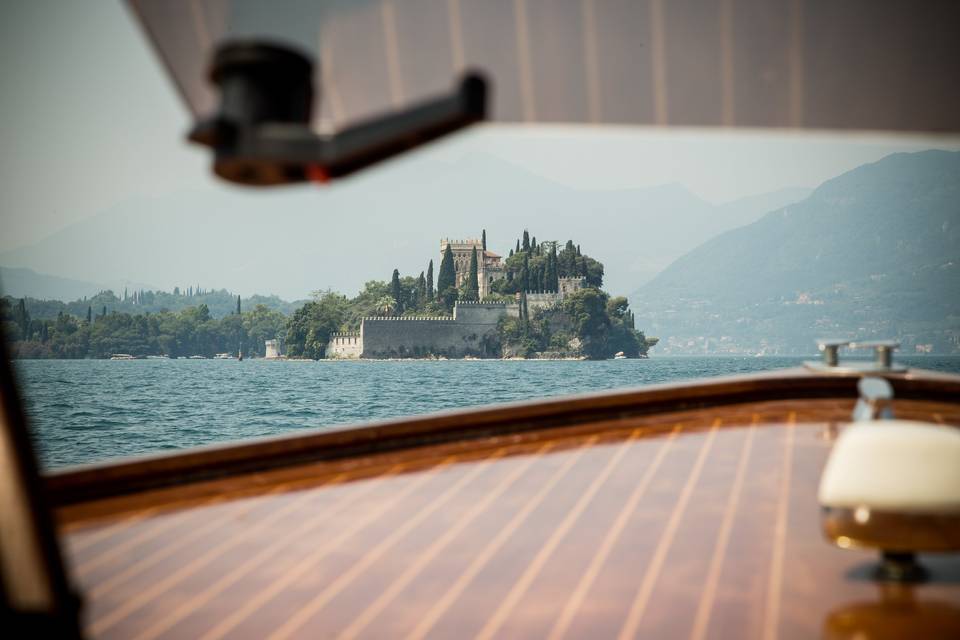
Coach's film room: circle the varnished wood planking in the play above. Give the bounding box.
[57,397,960,639]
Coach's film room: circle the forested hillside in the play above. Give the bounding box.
[633,151,960,353]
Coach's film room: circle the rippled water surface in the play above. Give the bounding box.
[14,356,960,469]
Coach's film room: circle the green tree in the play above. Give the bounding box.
[16,298,29,339]
[417,271,427,303]
[426,259,434,299]
[563,288,611,359]
[482,229,487,251]
[236,295,241,315]
[437,244,457,309]
[390,269,403,313]
[545,245,559,291]
[284,292,348,359]
[376,296,396,316]
[522,230,530,252]
[464,246,480,301]
[86,305,92,324]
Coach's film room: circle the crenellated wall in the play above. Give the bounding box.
[327,303,510,359]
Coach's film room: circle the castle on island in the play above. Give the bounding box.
[328,235,585,359]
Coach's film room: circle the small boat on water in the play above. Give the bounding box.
[108,354,135,360]
[188,355,207,359]
[614,351,627,359]
[214,353,234,360]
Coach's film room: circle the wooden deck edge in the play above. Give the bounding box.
[43,367,960,506]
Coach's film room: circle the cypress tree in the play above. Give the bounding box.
[16,298,29,338]
[521,253,530,291]
[466,246,480,301]
[509,248,513,257]
[236,295,241,315]
[482,229,487,251]
[101,305,107,318]
[522,230,530,252]
[426,259,434,299]
[417,271,426,304]
[531,236,537,253]
[516,239,521,254]
[437,244,456,301]
[391,269,403,313]
[87,305,92,324]
[545,247,558,291]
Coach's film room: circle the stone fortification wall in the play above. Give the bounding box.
[525,291,563,310]
[359,303,509,358]
[328,332,362,359]
[453,301,510,324]
[360,316,485,358]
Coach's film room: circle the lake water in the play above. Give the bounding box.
[14,356,960,469]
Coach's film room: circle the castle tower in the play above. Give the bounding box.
[440,236,505,299]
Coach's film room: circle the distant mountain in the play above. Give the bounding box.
[0,266,157,302]
[632,150,960,354]
[0,267,102,300]
[0,153,809,300]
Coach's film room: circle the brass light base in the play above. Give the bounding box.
[823,506,960,582]
[822,506,960,553]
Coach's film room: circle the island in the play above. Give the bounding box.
[2,229,653,360]
[322,230,651,360]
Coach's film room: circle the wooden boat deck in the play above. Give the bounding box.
[51,370,960,638]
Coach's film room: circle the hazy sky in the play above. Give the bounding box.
[2,1,958,289]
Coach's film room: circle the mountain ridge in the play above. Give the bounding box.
[632,150,960,354]
[0,153,810,300]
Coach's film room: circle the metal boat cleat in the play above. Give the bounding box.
[806,339,907,374]
[819,385,960,580]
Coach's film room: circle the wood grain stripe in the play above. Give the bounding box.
[407,436,599,640]
[84,484,293,599]
[513,0,536,121]
[67,507,160,553]
[763,412,796,640]
[447,0,465,71]
[76,500,212,578]
[689,418,758,640]
[650,0,668,125]
[269,451,507,639]
[198,457,459,640]
[476,431,642,640]
[581,0,601,122]
[338,445,552,639]
[87,480,334,635]
[132,470,385,640]
[380,0,404,106]
[617,420,720,639]
[547,426,680,640]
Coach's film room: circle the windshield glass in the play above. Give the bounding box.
[3,1,959,469]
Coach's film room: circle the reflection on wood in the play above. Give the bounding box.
[57,394,960,639]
